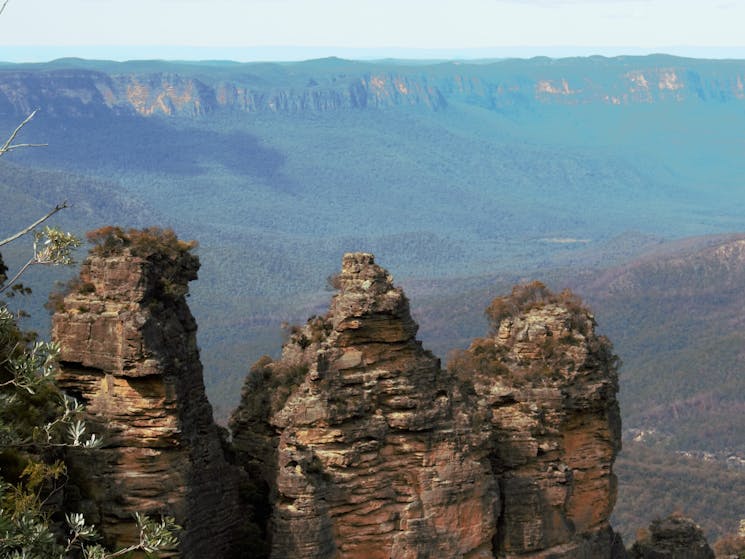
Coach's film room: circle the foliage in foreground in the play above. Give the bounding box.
[0,303,181,558]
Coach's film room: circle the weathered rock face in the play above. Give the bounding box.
[450,282,625,559]
[52,229,244,558]
[231,259,627,559]
[50,245,628,557]
[629,514,714,559]
[230,253,498,558]
[4,59,745,121]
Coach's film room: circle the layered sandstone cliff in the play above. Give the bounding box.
[450,281,625,558]
[51,227,245,558]
[3,57,745,119]
[230,253,498,558]
[231,255,625,558]
[48,242,629,557]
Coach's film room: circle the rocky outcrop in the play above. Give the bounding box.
[231,257,625,558]
[47,242,628,557]
[448,281,625,558]
[215,72,447,114]
[629,514,714,559]
[230,253,498,558]
[51,227,245,558]
[0,68,446,118]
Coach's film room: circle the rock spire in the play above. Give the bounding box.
[52,243,628,558]
[52,227,245,558]
[230,252,498,558]
[449,281,625,558]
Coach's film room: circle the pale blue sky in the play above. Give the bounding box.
[2,0,745,61]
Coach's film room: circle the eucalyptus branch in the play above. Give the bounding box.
[63,513,180,559]
[0,202,67,247]
[0,110,48,157]
[0,225,80,293]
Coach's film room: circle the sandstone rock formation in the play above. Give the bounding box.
[7,59,745,123]
[231,256,626,558]
[50,241,628,558]
[230,253,498,558]
[449,281,625,558]
[52,227,245,558]
[629,514,714,559]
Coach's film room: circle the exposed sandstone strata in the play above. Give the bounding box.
[629,514,714,559]
[230,253,498,558]
[55,243,627,558]
[52,228,244,558]
[5,61,745,121]
[232,259,626,559]
[449,281,625,558]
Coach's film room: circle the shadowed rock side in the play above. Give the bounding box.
[449,281,625,558]
[51,228,245,558]
[230,253,498,558]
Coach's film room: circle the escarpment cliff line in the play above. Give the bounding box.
[51,227,245,558]
[3,56,745,118]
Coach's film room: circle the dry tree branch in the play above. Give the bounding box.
[0,201,68,247]
[0,110,48,156]
[0,107,68,251]
[0,0,8,17]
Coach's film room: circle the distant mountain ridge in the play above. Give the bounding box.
[2,55,745,118]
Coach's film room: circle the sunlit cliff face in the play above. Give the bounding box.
[4,62,745,121]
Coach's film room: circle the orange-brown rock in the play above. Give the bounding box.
[450,281,625,558]
[230,253,498,558]
[52,228,244,558]
[50,243,628,557]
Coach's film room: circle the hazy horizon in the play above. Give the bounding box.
[4,45,745,64]
[3,0,745,63]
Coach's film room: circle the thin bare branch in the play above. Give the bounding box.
[0,0,8,17]
[0,257,34,294]
[0,201,68,247]
[1,142,48,153]
[0,110,48,157]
